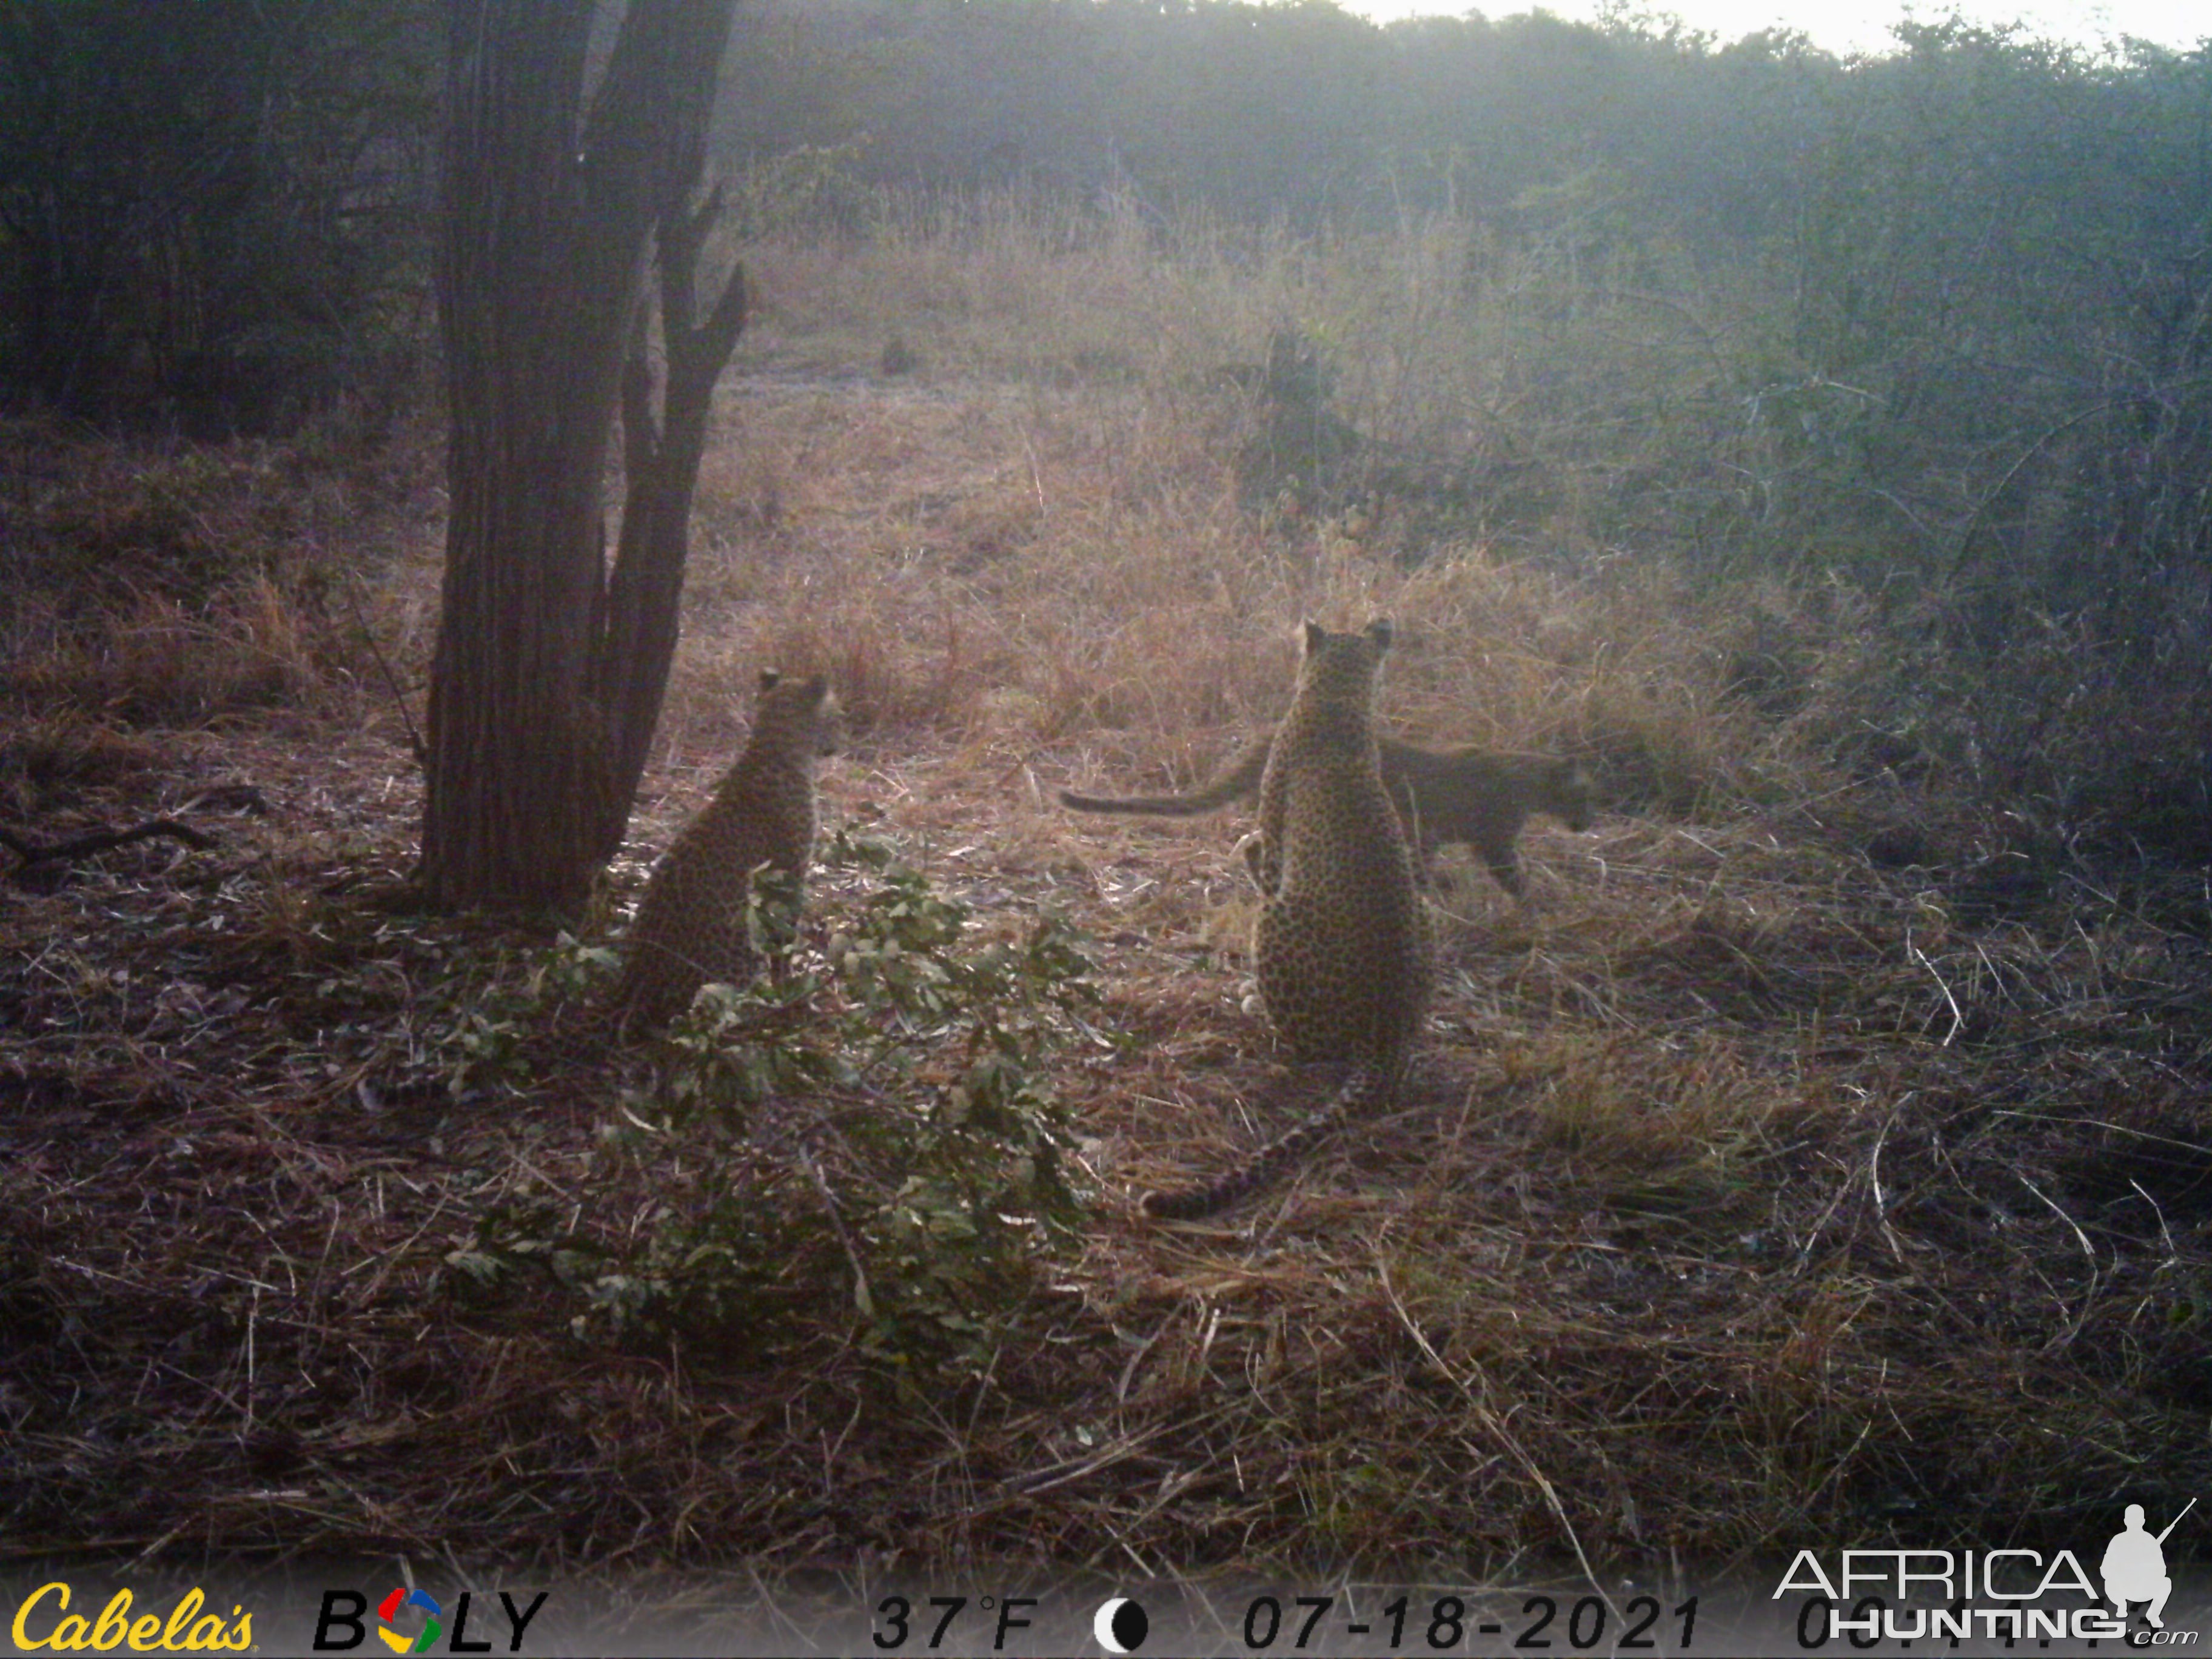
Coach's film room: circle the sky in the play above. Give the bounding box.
[1342,0,2208,59]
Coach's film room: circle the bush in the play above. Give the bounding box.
[441,837,1105,1373]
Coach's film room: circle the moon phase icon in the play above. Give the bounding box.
[1093,1595,1148,1652]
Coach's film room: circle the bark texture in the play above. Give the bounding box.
[421,0,743,910]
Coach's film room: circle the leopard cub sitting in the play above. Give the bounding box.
[614,669,840,1032]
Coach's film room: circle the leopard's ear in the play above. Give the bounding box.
[1364,617,1393,652]
[757,668,782,694]
[1301,619,1327,656]
[801,674,831,706]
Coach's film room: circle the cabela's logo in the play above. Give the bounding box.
[9,1583,253,1653]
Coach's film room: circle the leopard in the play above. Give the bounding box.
[1062,732,1595,899]
[1141,619,1432,1219]
[612,669,841,1033]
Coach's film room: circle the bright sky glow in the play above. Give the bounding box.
[1343,0,2208,59]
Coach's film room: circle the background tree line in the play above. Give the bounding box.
[0,0,438,435]
[10,2,2206,432]
[4,0,2208,866]
[721,0,2212,861]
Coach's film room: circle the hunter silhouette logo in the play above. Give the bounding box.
[2103,1499,2194,1630]
[1775,1498,2203,1644]
[377,1587,443,1654]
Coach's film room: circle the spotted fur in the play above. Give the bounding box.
[614,670,840,1032]
[1062,734,1594,898]
[1141,620,1432,1219]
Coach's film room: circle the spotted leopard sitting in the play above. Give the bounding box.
[614,669,840,1032]
[1142,620,1432,1218]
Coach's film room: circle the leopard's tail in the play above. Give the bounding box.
[1059,734,1270,819]
[1139,1061,1394,1220]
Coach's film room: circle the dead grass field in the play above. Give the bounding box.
[5,212,2210,1612]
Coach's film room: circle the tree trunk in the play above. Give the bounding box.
[420,0,742,911]
[591,177,749,862]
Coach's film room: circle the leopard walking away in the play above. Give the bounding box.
[1062,734,1594,898]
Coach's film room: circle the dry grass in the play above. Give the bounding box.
[5,205,2210,1604]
